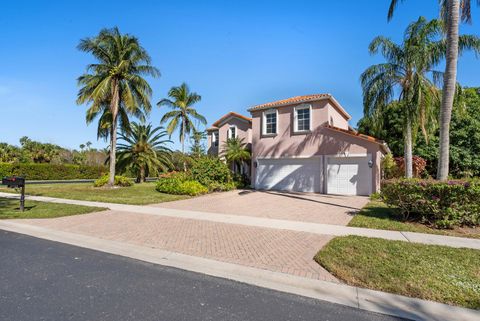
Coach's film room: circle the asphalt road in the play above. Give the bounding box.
[0,230,405,321]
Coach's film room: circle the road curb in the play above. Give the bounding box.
[0,220,478,321]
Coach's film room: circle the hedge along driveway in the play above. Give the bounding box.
[0,183,189,205]
[0,163,106,180]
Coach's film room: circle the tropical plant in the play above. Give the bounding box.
[76,27,160,186]
[361,18,443,177]
[388,0,479,180]
[222,137,251,175]
[115,122,173,183]
[189,130,207,158]
[158,83,207,153]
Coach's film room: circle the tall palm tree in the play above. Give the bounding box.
[116,122,173,183]
[158,83,207,153]
[361,18,444,177]
[388,0,478,179]
[222,137,251,175]
[76,27,160,186]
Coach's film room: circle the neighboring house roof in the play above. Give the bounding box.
[247,94,352,120]
[208,112,252,130]
[324,124,390,154]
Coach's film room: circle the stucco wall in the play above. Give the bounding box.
[250,101,383,193]
[207,117,252,156]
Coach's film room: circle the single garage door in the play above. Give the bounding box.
[326,156,371,196]
[256,158,322,193]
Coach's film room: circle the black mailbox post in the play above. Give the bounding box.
[2,176,26,211]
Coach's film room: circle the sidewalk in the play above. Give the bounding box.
[1,192,479,250]
[0,220,478,321]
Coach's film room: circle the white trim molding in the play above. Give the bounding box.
[293,104,312,133]
[262,109,278,136]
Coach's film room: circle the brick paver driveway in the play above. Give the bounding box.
[17,210,337,282]
[153,189,369,225]
[9,190,368,283]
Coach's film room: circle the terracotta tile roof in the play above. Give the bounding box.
[324,124,390,153]
[247,94,351,120]
[206,126,218,132]
[212,112,252,127]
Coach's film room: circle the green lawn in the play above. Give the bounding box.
[349,200,480,239]
[0,182,189,205]
[0,197,105,219]
[315,236,480,309]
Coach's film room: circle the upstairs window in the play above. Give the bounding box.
[213,131,219,147]
[228,126,237,139]
[294,105,311,132]
[263,110,277,135]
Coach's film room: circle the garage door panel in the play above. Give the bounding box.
[327,156,371,196]
[256,158,322,193]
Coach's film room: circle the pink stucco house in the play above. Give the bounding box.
[207,94,388,196]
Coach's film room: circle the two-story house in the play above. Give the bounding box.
[207,94,388,195]
[207,112,252,175]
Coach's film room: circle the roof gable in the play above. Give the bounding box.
[212,112,252,127]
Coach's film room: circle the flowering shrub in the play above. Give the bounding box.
[381,179,480,228]
[393,156,427,177]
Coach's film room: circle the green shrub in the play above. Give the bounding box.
[0,162,106,180]
[381,179,480,228]
[190,157,232,190]
[155,173,208,196]
[94,175,133,187]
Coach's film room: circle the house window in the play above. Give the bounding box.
[213,132,219,147]
[228,126,237,139]
[295,105,311,132]
[263,110,277,135]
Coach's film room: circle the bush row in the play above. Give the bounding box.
[381,179,480,228]
[0,162,107,180]
[156,172,208,196]
[94,175,133,187]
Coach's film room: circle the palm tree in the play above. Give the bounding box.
[158,83,207,153]
[222,137,251,175]
[361,18,444,178]
[116,122,173,183]
[388,0,478,179]
[76,27,160,186]
[190,130,207,158]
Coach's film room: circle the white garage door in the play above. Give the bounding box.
[256,158,322,193]
[326,156,371,196]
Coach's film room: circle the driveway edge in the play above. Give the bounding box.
[0,220,478,321]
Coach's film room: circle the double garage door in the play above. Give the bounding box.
[256,156,372,196]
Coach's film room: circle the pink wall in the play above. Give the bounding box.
[207,116,252,156]
[250,100,383,192]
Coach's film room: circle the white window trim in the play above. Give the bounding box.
[228,125,237,139]
[294,104,312,133]
[212,131,219,147]
[262,109,278,136]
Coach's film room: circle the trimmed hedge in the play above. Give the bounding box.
[156,172,208,196]
[0,163,106,180]
[381,179,480,228]
[94,175,133,187]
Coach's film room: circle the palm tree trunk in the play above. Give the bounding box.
[437,0,460,181]
[108,80,119,187]
[404,113,413,178]
[139,166,145,183]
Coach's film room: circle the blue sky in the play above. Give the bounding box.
[1,0,479,151]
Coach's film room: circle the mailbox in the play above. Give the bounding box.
[2,176,25,187]
[1,176,26,211]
